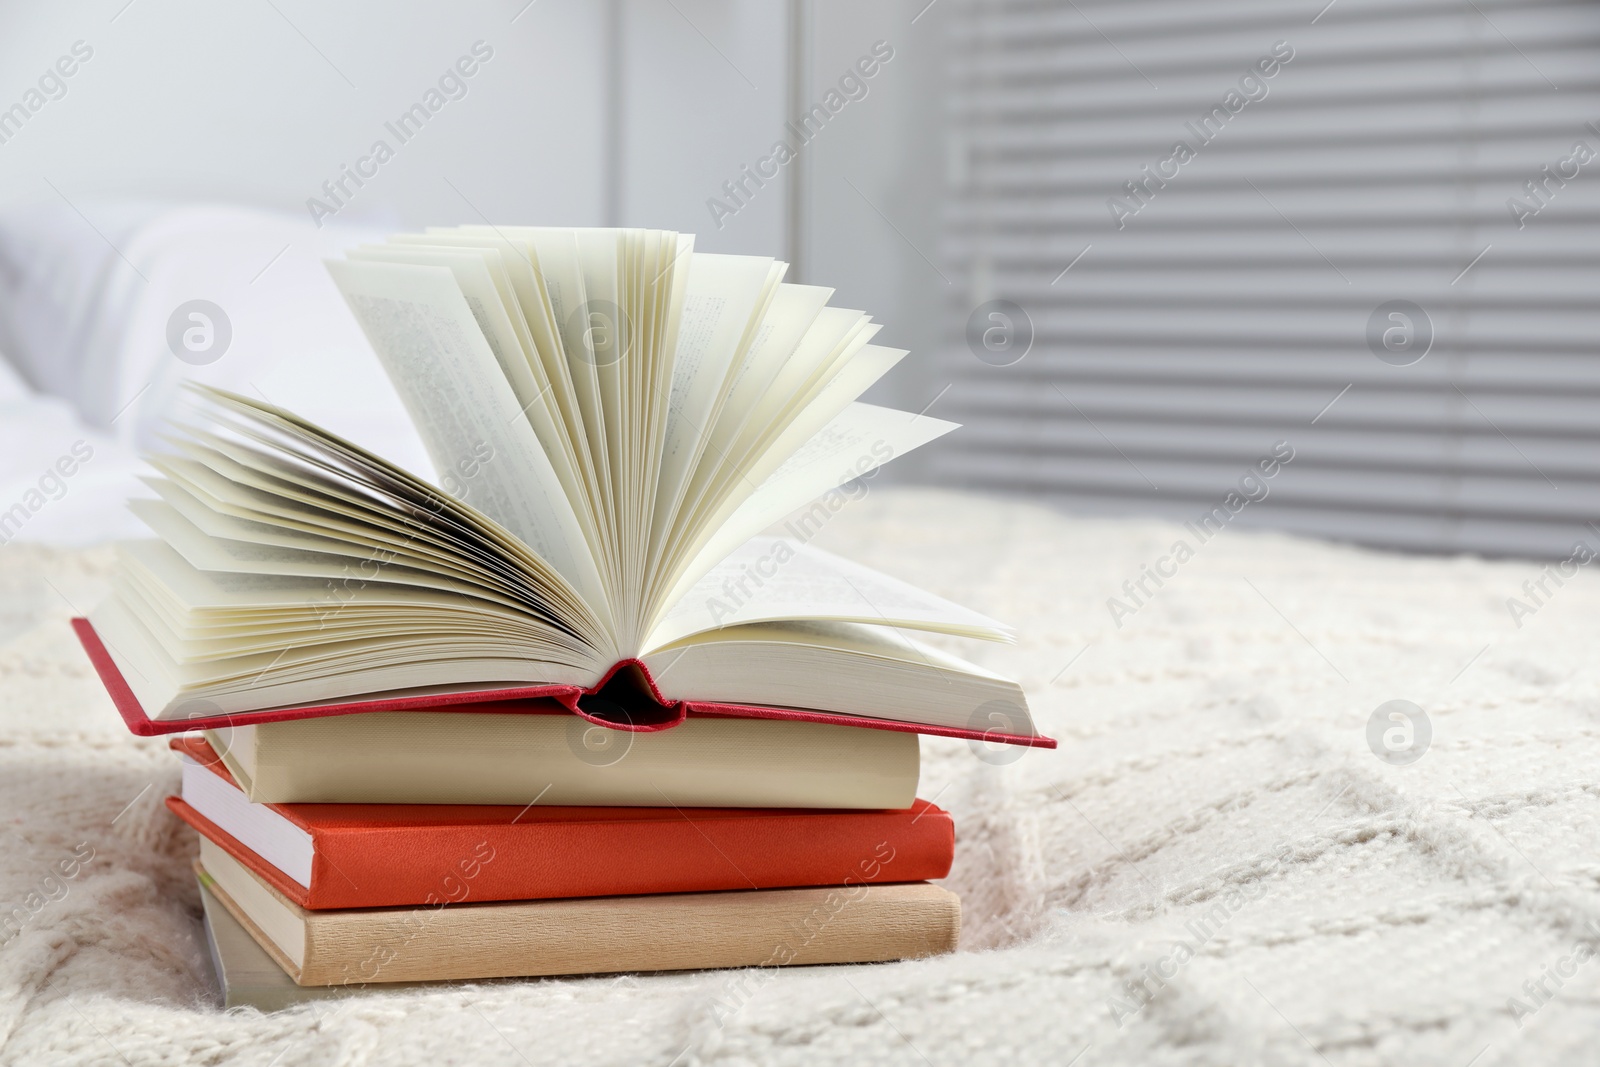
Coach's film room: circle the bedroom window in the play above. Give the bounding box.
[931,0,1600,557]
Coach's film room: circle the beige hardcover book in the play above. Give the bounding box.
[206,710,919,807]
[197,841,961,986]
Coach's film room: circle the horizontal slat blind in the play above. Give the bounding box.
[934,0,1600,557]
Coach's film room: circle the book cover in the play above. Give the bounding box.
[75,617,1054,750]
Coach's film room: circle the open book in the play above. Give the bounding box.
[82,226,1049,750]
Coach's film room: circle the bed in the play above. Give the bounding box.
[1,209,1593,1065]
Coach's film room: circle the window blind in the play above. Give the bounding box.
[934,0,1600,558]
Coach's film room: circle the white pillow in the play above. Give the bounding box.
[0,392,147,547]
[0,343,31,403]
[0,201,430,477]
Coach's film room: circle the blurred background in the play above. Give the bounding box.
[0,0,1596,557]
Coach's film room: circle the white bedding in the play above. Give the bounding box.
[1,487,1594,1065]
[0,202,430,544]
[0,361,145,545]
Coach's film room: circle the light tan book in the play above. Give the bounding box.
[197,841,961,986]
[207,709,919,807]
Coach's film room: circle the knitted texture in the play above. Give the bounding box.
[1,487,1595,1066]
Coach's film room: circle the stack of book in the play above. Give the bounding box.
[75,226,1053,999]
[169,733,961,995]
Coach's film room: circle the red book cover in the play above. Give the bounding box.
[168,737,956,910]
[74,617,1055,750]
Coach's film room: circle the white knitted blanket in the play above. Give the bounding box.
[2,487,1594,1066]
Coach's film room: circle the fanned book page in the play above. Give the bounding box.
[85,226,1047,748]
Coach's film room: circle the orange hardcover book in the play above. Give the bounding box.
[167,737,955,910]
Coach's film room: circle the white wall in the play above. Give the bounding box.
[0,0,933,321]
[0,0,940,465]
[801,0,953,470]
[0,0,610,225]
[616,0,789,255]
